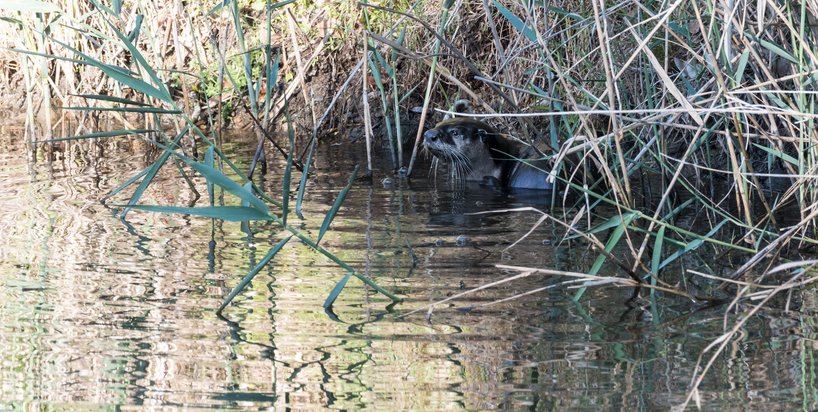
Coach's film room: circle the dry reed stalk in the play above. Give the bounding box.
[677,260,818,410]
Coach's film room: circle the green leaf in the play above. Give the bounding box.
[372,46,393,77]
[184,158,270,214]
[7,47,85,66]
[0,1,61,12]
[93,4,169,100]
[651,225,665,275]
[119,205,273,221]
[218,235,292,312]
[72,93,149,106]
[207,0,231,16]
[59,106,181,114]
[205,146,215,205]
[122,127,189,218]
[493,0,537,42]
[230,0,257,114]
[51,38,171,103]
[147,140,270,214]
[282,107,295,227]
[752,143,798,166]
[323,273,351,309]
[734,50,750,85]
[37,128,155,143]
[573,212,637,301]
[659,219,728,270]
[566,212,627,240]
[264,50,280,112]
[392,27,406,62]
[296,136,316,219]
[317,165,359,245]
[547,5,584,22]
[269,0,296,9]
[367,53,385,90]
[127,14,143,43]
[755,36,798,64]
[102,167,150,202]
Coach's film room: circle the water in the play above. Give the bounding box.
[1,126,817,410]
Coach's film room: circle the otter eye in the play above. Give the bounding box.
[449,129,462,138]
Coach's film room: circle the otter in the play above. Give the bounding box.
[422,118,552,190]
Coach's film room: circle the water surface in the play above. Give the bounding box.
[1,126,816,410]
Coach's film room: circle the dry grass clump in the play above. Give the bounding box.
[359,0,818,407]
[373,0,818,275]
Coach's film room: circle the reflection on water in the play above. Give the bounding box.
[1,126,817,410]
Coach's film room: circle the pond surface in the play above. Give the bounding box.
[1,125,817,411]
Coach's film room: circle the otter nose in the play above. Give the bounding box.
[423,129,439,143]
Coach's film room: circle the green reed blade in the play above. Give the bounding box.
[186,159,270,214]
[391,27,405,62]
[71,94,150,106]
[7,47,88,67]
[89,0,169,100]
[86,0,115,15]
[241,182,254,208]
[367,51,385,86]
[119,205,273,221]
[230,0,257,114]
[102,168,150,203]
[269,0,296,9]
[59,106,181,114]
[573,212,637,301]
[651,225,666,276]
[752,35,798,64]
[367,50,396,165]
[122,127,190,217]
[36,128,156,143]
[323,272,351,309]
[218,235,292,313]
[295,136,316,220]
[372,46,393,77]
[492,0,536,42]
[264,49,279,114]
[205,146,215,205]
[734,51,750,85]
[546,5,583,21]
[207,0,231,16]
[753,143,798,166]
[126,14,142,43]
[50,38,171,103]
[317,165,359,245]
[659,219,728,270]
[149,141,270,214]
[566,212,628,240]
[282,106,295,227]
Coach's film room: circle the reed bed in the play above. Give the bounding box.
[2,0,817,407]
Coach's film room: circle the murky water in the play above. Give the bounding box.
[1,125,817,410]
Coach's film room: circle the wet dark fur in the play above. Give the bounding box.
[422,118,551,190]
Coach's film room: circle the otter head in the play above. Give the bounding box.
[422,118,504,182]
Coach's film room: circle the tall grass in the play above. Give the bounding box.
[3,0,818,407]
[361,0,817,407]
[0,0,399,312]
